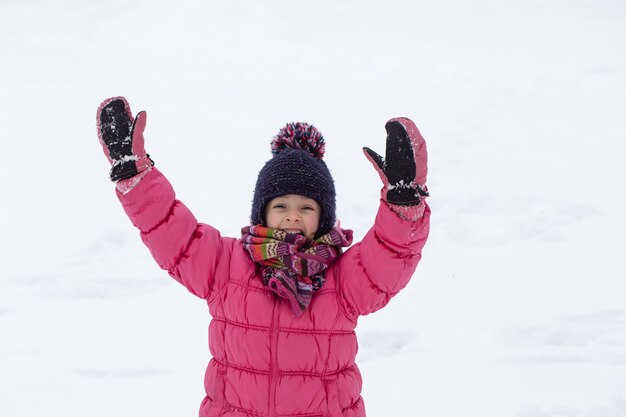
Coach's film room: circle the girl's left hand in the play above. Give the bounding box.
[363,117,429,208]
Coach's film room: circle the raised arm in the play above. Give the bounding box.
[336,117,431,318]
[96,97,232,300]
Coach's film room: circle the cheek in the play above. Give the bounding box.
[265,211,280,228]
[305,215,320,239]
[307,214,320,231]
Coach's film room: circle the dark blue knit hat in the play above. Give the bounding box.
[251,122,336,238]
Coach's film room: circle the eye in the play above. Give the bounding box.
[302,206,315,211]
[272,203,286,209]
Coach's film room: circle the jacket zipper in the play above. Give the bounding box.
[269,297,280,417]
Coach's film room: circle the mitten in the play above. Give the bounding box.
[363,117,429,221]
[96,96,154,189]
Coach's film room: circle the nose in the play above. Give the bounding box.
[285,210,301,223]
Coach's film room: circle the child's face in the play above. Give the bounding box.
[264,194,320,240]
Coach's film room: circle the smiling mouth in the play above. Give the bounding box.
[282,229,304,235]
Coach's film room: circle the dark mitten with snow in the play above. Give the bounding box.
[96,96,153,185]
[363,117,429,220]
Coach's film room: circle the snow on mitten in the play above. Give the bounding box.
[363,117,429,221]
[96,96,154,193]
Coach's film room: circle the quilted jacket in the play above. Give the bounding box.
[117,168,430,417]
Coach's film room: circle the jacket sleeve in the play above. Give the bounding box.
[116,168,233,300]
[334,200,430,319]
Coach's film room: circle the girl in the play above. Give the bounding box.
[96,96,430,417]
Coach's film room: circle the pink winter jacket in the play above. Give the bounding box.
[117,168,430,417]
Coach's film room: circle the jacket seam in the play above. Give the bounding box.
[227,405,328,417]
[206,240,238,304]
[342,396,362,413]
[212,316,356,335]
[226,405,263,416]
[362,266,400,297]
[168,228,202,276]
[141,199,178,234]
[214,359,269,375]
[228,278,268,293]
[212,316,270,332]
[373,227,417,258]
[359,238,403,297]
[321,303,342,381]
[332,264,359,323]
[207,274,230,304]
[213,358,354,377]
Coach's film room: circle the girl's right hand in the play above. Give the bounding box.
[96,96,154,182]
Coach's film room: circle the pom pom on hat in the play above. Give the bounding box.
[271,122,325,160]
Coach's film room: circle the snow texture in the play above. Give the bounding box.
[0,1,624,416]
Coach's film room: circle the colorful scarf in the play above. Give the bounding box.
[241,225,353,317]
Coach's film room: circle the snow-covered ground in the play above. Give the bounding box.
[1,0,625,416]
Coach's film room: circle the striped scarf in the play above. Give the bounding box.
[241,225,353,317]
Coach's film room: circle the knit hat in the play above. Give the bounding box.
[251,122,336,238]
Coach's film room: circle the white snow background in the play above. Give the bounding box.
[1,0,625,416]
